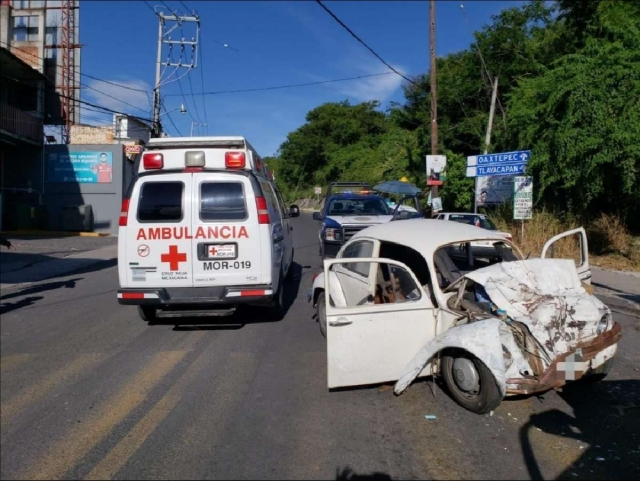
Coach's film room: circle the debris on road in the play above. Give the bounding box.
[424,414,437,420]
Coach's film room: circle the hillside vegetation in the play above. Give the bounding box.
[266,0,639,228]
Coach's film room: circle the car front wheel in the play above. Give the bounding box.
[317,292,327,338]
[441,350,502,414]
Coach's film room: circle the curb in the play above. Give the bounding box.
[0,230,110,238]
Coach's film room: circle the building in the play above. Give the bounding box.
[0,0,81,141]
[0,46,46,231]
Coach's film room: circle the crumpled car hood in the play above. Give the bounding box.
[465,258,608,356]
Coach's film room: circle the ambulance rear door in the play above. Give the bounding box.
[125,173,194,288]
[190,171,265,287]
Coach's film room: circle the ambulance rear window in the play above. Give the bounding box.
[200,182,247,221]
[137,182,184,222]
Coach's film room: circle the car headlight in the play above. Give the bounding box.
[596,313,611,335]
[324,228,342,242]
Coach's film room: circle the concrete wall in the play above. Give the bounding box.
[44,143,124,235]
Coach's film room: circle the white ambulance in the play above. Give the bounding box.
[117,136,299,321]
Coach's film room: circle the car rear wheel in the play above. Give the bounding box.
[441,350,502,414]
[138,306,157,322]
[317,292,327,338]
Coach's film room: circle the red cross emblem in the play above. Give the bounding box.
[209,246,218,256]
[161,245,187,271]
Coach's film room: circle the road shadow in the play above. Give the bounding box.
[147,262,306,330]
[1,255,116,286]
[0,295,44,315]
[336,467,393,480]
[0,277,81,301]
[520,379,640,480]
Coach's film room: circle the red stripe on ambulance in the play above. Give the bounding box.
[136,225,249,241]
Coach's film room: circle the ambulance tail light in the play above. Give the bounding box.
[225,151,246,169]
[119,198,130,226]
[256,196,270,224]
[143,153,163,170]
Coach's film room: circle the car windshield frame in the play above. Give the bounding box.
[432,238,524,293]
[327,197,391,216]
[448,214,498,231]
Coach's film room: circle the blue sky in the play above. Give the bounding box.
[80,0,525,156]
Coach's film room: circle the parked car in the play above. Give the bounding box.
[308,219,620,414]
[436,212,512,243]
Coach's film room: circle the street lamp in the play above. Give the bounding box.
[160,103,187,117]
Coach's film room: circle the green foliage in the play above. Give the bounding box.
[266,0,640,231]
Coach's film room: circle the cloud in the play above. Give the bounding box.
[84,78,152,117]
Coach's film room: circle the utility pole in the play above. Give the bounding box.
[190,121,207,136]
[152,15,163,137]
[474,76,499,213]
[429,0,438,216]
[151,9,200,137]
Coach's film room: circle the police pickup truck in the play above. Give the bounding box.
[312,182,394,258]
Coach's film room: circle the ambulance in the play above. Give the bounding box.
[117,136,300,321]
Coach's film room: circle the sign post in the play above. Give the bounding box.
[513,176,533,242]
[467,150,531,211]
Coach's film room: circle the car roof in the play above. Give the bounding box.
[351,218,506,254]
[440,212,487,217]
[328,193,385,201]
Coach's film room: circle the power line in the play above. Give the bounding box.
[161,99,184,136]
[143,1,160,16]
[314,0,418,86]
[179,1,191,14]
[164,72,394,97]
[197,28,210,133]
[0,40,151,97]
[0,73,155,124]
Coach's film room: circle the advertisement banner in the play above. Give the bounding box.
[47,151,113,184]
[513,176,533,220]
[426,155,447,186]
[476,175,515,206]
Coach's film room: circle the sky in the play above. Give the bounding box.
[79,0,526,156]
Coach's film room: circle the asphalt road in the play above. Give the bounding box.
[1,214,639,480]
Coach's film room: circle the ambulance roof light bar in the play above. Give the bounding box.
[143,153,163,170]
[225,151,246,169]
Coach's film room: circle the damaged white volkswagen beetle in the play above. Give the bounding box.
[308,219,621,414]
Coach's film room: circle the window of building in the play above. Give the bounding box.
[12,16,40,42]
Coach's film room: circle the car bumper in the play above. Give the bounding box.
[322,241,342,258]
[505,322,622,395]
[117,285,275,307]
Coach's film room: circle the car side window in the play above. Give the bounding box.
[373,263,421,304]
[341,241,373,277]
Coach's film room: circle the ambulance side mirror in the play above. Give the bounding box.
[289,205,300,218]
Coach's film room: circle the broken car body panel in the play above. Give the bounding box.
[393,258,621,397]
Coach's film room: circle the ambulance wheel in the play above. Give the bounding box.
[267,273,286,321]
[138,306,157,322]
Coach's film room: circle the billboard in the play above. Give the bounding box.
[476,175,515,206]
[47,151,113,184]
[426,155,446,186]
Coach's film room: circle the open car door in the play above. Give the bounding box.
[324,257,436,389]
[541,227,591,283]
